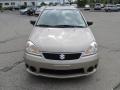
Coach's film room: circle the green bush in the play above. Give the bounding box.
[77,0,120,7]
[0,5,2,10]
[77,0,87,7]
[77,0,80,7]
[41,2,47,6]
[20,5,27,9]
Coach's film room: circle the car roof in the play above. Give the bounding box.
[116,4,120,5]
[107,4,116,6]
[44,6,77,10]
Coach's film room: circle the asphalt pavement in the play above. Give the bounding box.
[0,10,120,90]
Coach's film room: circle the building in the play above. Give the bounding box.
[0,0,59,8]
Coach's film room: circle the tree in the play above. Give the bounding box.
[0,5,2,10]
[77,0,81,7]
[68,0,72,5]
[77,0,120,7]
[40,2,47,6]
[77,0,87,7]
[49,2,53,6]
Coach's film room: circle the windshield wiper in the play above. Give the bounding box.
[53,25,85,28]
[36,24,53,27]
[36,24,85,28]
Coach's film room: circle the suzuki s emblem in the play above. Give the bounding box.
[59,54,65,60]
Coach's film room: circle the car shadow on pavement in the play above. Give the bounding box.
[26,72,95,83]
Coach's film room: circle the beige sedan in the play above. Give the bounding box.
[24,6,99,78]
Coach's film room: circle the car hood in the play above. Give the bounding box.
[29,27,95,52]
[20,9,28,12]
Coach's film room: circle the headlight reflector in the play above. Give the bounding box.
[81,42,97,57]
[26,41,41,55]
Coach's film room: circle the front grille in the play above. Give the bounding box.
[40,68,85,75]
[43,53,81,60]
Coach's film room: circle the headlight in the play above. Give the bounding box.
[26,41,41,55]
[81,42,97,57]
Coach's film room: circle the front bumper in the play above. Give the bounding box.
[24,53,99,78]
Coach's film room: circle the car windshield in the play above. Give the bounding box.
[36,9,87,28]
[116,4,120,6]
[36,7,45,11]
[107,5,116,7]
[96,3,101,6]
[110,6,116,7]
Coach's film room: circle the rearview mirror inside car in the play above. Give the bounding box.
[87,21,93,26]
[30,20,36,26]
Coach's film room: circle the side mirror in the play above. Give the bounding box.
[30,20,36,26]
[87,21,93,26]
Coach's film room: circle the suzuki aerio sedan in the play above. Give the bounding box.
[24,6,99,78]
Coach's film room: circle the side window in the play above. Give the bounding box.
[11,2,15,5]
[31,2,35,6]
[5,3,9,6]
[24,2,27,6]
